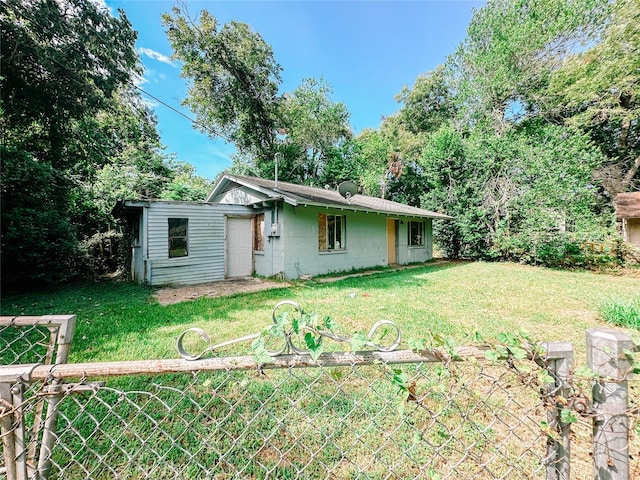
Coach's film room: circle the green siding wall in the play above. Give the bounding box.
[252,205,433,279]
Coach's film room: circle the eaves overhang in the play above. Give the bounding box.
[111,199,150,217]
[291,199,452,219]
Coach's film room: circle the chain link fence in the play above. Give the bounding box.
[1,314,639,479]
[1,316,75,479]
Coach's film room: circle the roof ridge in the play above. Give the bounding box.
[220,173,451,219]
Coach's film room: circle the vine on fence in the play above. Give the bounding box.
[246,301,640,445]
[177,300,399,362]
[250,300,402,362]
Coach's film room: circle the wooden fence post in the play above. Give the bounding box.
[543,341,573,480]
[586,328,633,480]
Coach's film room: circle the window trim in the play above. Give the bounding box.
[168,218,189,258]
[318,213,346,252]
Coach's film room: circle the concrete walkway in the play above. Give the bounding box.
[314,259,451,283]
[154,260,453,305]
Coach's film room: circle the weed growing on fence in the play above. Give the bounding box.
[40,360,552,479]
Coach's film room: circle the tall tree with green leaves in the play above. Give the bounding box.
[162,5,282,158]
[540,0,640,196]
[351,128,393,197]
[388,0,623,265]
[449,0,607,134]
[273,77,352,183]
[1,0,141,285]
[395,65,456,135]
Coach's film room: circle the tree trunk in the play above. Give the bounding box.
[621,154,640,191]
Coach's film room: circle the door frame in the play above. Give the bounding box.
[387,218,398,265]
[225,215,254,278]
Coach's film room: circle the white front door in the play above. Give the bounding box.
[227,217,253,277]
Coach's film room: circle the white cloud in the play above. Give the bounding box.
[141,97,159,109]
[138,47,175,66]
[132,72,148,86]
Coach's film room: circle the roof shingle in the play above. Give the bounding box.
[615,192,640,219]
[217,174,451,219]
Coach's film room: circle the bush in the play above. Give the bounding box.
[490,230,622,269]
[1,147,82,287]
[76,230,126,278]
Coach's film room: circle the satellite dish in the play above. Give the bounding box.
[338,181,359,199]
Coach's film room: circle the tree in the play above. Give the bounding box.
[163,5,282,158]
[160,162,211,201]
[1,0,142,285]
[372,0,629,266]
[1,0,140,165]
[1,147,80,284]
[351,129,393,197]
[540,0,640,196]
[273,78,352,183]
[395,65,456,135]
[448,0,607,134]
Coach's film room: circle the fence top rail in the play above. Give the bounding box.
[0,315,76,345]
[6,346,492,383]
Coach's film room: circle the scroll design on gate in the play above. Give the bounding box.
[177,300,402,361]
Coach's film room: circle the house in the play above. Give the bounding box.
[112,174,451,286]
[615,192,640,248]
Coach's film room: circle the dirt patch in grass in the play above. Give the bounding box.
[154,277,290,305]
[153,260,457,305]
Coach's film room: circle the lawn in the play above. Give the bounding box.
[2,260,639,479]
[2,260,638,363]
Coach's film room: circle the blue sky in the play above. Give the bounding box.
[105,1,484,180]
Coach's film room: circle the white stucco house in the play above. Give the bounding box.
[112,174,451,286]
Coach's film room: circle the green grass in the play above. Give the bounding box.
[600,299,640,330]
[2,261,639,363]
[3,261,639,478]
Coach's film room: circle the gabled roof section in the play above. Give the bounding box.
[615,192,640,219]
[207,174,452,219]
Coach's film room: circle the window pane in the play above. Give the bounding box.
[318,214,327,250]
[169,218,188,258]
[328,215,336,250]
[254,214,265,251]
[319,214,345,251]
[169,237,188,257]
[335,216,342,249]
[409,221,424,246]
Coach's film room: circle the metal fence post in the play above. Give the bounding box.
[586,328,633,480]
[1,382,18,480]
[543,341,573,480]
[0,379,28,480]
[1,315,76,480]
[37,315,75,480]
[2,366,40,480]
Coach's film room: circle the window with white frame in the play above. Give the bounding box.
[408,220,424,246]
[318,214,346,251]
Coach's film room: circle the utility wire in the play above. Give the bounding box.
[132,85,233,144]
[3,1,233,144]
